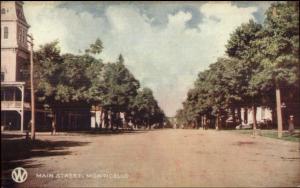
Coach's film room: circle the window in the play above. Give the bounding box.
[19,27,22,42]
[4,26,8,39]
[23,30,26,43]
[25,31,27,44]
[1,8,5,14]
[18,27,21,42]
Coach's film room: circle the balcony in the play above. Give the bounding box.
[1,101,30,110]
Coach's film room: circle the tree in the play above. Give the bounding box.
[35,40,105,104]
[131,88,164,129]
[34,41,63,133]
[98,55,140,130]
[252,2,299,137]
[178,20,265,131]
[225,19,265,134]
[35,39,166,132]
[176,70,213,129]
[178,2,299,135]
[34,41,63,102]
[35,40,104,132]
[85,38,103,55]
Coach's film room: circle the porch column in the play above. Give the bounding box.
[20,86,24,132]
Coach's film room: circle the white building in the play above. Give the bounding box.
[241,107,273,124]
[1,1,31,131]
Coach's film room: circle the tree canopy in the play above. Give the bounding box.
[176,2,299,130]
[34,39,165,130]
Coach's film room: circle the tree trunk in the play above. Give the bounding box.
[148,119,151,130]
[200,116,203,129]
[116,112,120,130]
[203,115,207,130]
[252,105,257,136]
[94,107,98,129]
[271,109,276,129]
[51,112,56,135]
[99,109,103,130]
[215,113,219,130]
[232,108,236,128]
[219,115,222,129]
[237,108,241,125]
[104,109,109,130]
[124,112,128,130]
[110,110,114,131]
[244,108,248,124]
[276,87,283,138]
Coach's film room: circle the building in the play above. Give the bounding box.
[1,1,31,132]
[90,106,126,129]
[241,107,273,124]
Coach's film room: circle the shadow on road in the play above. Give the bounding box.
[2,129,156,137]
[64,129,150,136]
[1,133,90,187]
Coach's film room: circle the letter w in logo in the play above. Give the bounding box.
[11,167,28,183]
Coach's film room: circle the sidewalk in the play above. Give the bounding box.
[223,129,300,142]
[1,130,82,136]
[1,129,150,137]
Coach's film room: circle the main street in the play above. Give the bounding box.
[3,129,300,187]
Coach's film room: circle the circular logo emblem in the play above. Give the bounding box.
[11,167,28,183]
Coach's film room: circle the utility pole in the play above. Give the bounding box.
[272,6,283,139]
[28,34,35,140]
[276,87,283,138]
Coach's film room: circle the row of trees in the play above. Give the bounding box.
[176,2,299,136]
[34,39,165,130]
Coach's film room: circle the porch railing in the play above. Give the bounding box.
[1,101,30,109]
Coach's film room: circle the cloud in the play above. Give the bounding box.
[23,1,267,116]
[24,1,106,53]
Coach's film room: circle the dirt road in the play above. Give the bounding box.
[5,129,300,187]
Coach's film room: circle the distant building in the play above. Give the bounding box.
[241,107,273,124]
[1,1,31,131]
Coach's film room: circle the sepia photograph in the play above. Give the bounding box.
[1,1,300,187]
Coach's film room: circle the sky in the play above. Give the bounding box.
[23,1,273,117]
